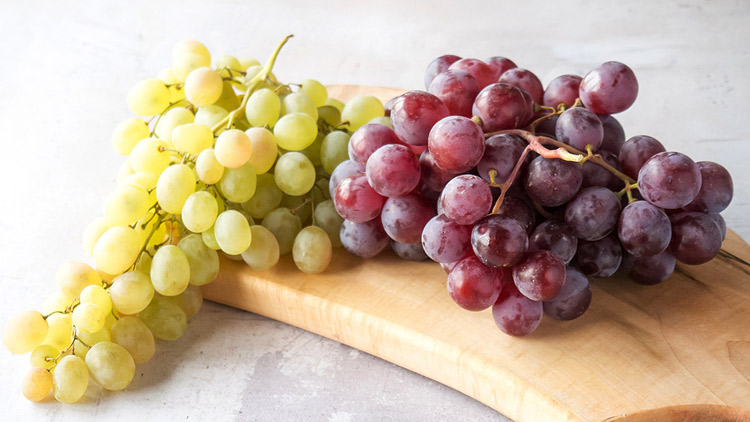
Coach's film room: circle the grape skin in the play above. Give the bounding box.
[575,234,623,278]
[527,220,578,265]
[543,74,582,109]
[448,58,495,90]
[472,83,533,133]
[579,61,638,115]
[682,161,734,214]
[513,250,566,301]
[424,54,461,89]
[380,193,435,244]
[471,216,528,268]
[421,214,472,264]
[555,107,604,152]
[440,175,492,225]
[619,135,665,179]
[618,201,672,257]
[447,255,504,311]
[638,151,702,209]
[622,250,676,285]
[491,281,543,337]
[485,56,517,80]
[498,68,544,104]
[427,116,485,174]
[669,211,723,265]
[543,267,592,321]
[427,69,479,118]
[564,187,621,241]
[340,219,389,258]
[524,156,583,207]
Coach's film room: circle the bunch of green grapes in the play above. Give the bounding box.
[2,36,388,404]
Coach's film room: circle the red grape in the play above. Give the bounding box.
[498,68,544,104]
[365,144,420,197]
[380,193,435,244]
[340,219,389,258]
[421,214,473,264]
[579,61,638,114]
[622,250,676,285]
[447,255,504,311]
[597,115,626,154]
[448,58,495,90]
[683,161,733,214]
[492,281,543,337]
[528,220,578,264]
[618,201,672,257]
[348,123,402,170]
[564,186,621,241]
[543,74,582,109]
[669,211,723,265]
[471,216,528,267]
[476,133,526,184]
[555,107,604,151]
[334,173,386,223]
[575,233,623,278]
[513,250,566,301]
[419,149,457,192]
[472,83,534,132]
[485,56,517,80]
[440,175,492,225]
[619,135,665,179]
[391,91,449,146]
[427,69,479,118]
[524,156,583,207]
[424,54,461,90]
[543,267,592,321]
[427,116,485,173]
[638,151,702,209]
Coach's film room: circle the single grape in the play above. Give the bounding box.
[172,40,211,81]
[447,255,504,311]
[421,214,473,263]
[340,95,385,132]
[242,173,283,219]
[427,69,479,117]
[155,107,194,144]
[321,131,351,175]
[683,161,733,214]
[55,261,101,300]
[261,207,302,255]
[565,186,621,241]
[109,271,154,315]
[618,135,666,179]
[711,213,727,241]
[579,61,638,114]
[493,196,535,234]
[245,88,281,128]
[218,160,257,203]
[622,250,676,285]
[381,193,435,244]
[524,156,583,207]
[427,116,485,173]
[273,113,318,151]
[498,68,544,104]
[365,144,420,197]
[598,115,626,154]
[196,148,225,185]
[112,118,150,155]
[194,105,228,128]
[274,152,317,196]
[448,58,495,90]
[22,367,53,402]
[329,160,361,198]
[575,233,623,278]
[581,150,624,191]
[491,281,542,337]
[138,296,187,341]
[111,316,155,364]
[85,342,135,391]
[245,127,279,175]
[424,54,461,89]
[440,175,492,225]
[472,83,534,132]
[543,266,592,321]
[130,137,170,175]
[638,152,702,209]
[215,129,252,168]
[334,172,386,223]
[172,123,213,156]
[292,226,333,274]
[390,241,429,261]
[80,285,112,315]
[485,56,517,80]
[543,74,583,108]
[2,310,48,354]
[471,216,528,267]
[156,163,196,214]
[150,245,191,296]
[535,114,559,138]
[390,91,449,146]
[618,201,672,257]
[127,79,170,116]
[178,234,219,286]
[166,285,203,318]
[527,220,578,264]
[94,226,142,275]
[182,190,219,233]
[52,355,89,403]
[280,92,318,120]
[419,149,457,191]
[214,210,253,255]
[340,218,389,258]
[555,107,604,151]
[477,133,526,184]
[669,211,723,265]
[241,225,281,270]
[513,250,566,301]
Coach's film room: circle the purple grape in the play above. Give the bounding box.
[711,213,727,241]
[365,144,420,197]
[390,240,429,261]
[638,152,702,209]
[534,114,559,138]
[380,193,435,244]
[683,161,733,214]
[619,135,666,179]
[340,219,389,258]
[618,201,672,257]
[440,250,474,275]
[669,211,723,265]
[575,234,622,278]
[492,281,543,337]
[427,116,485,173]
[528,220,578,264]
[447,255,504,311]
[555,107,604,151]
[477,133,526,184]
[419,149,457,192]
[581,150,624,191]
[498,68,544,104]
[597,115,626,154]
[472,83,534,132]
[524,156,583,207]
[471,216,528,268]
[513,250,566,301]
[348,123,403,170]
[424,54,461,90]
[427,69,479,118]
[579,61,638,115]
[421,214,473,263]
[334,173,386,223]
[485,56,517,80]
[565,186,621,241]
[383,95,400,116]
[543,267,592,321]
[543,74,582,109]
[391,91,450,146]
[622,250,676,285]
[448,58,495,90]
[329,160,361,198]
[440,175,492,225]
[494,196,535,234]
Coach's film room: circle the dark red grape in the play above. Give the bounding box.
[638,152,702,209]
[334,173,386,223]
[534,114,559,138]
[440,175,493,225]
[485,56,517,80]
[421,214,473,263]
[711,213,727,241]
[329,160,361,198]
[427,116,485,173]
[565,186,621,241]
[424,54,461,90]
[390,240,429,261]
[498,68,544,104]
[524,156,583,207]
[340,219,389,258]
[513,250,566,301]
[555,107,604,151]
[494,195,535,234]
[380,193,435,244]
[581,150,624,191]
[669,211,723,265]
[348,123,403,170]
[476,133,526,184]
[619,135,665,179]
[492,281,543,337]
[447,255,504,311]
[543,267,592,321]
[575,234,622,278]
[427,69,479,118]
[597,115,626,154]
[622,250,676,285]
[579,61,638,115]
[419,149,457,192]
[683,161,733,214]
[528,220,578,264]
[471,216,528,268]
[365,144,420,197]
[543,74,582,109]
[618,201,671,257]
[472,83,534,132]
[391,91,449,146]
[448,58,495,90]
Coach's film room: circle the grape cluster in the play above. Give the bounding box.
[331,55,734,337]
[2,36,374,403]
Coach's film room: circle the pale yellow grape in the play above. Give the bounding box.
[217,161,257,203]
[184,67,223,107]
[80,285,112,315]
[135,250,153,274]
[167,285,203,318]
[201,225,221,250]
[77,325,111,347]
[239,57,260,70]
[196,148,225,184]
[293,226,333,274]
[223,252,244,261]
[213,81,240,112]
[173,51,210,83]
[172,123,213,155]
[31,344,59,370]
[314,199,344,248]
[178,234,219,286]
[111,118,149,155]
[318,105,342,128]
[22,367,53,402]
[261,208,302,256]
[41,313,72,351]
[194,105,228,128]
[241,225,280,271]
[53,355,88,403]
[85,342,135,391]
[127,79,170,116]
[325,97,345,113]
[155,107,194,144]
[150,245,190,296]
[321,131,351,175]
[242,173,282,219]
[94,226,141,275]
[110,271,154,315]
[83,217,113,258]
[156,163,196,214]
[182,191,218,233]
[280,92,319,121]
[369,115,392,128]
[215,129,252,168]
[116,159,135,183]
[301,132,325,167]
[280,194,313,224]
[274,152,316,196]
[214,210,252,254]
[55,261,101,300]
[104,184,152,226]
[157,67,185,103]
[245,88,280,128]
[104,312,118,330]
[120,171,158,207]
[41,292,69,315]
[341,95,385,132]
[216,55,242,77]
[130,137,170,175]
[110,316,154,364]
[72,303,105,334]
[172,40,211,67]
[138,297,187,341]
[2,310,49,354]
[299,79,328,107]
[273,113,318,151]
[246,127,278,174]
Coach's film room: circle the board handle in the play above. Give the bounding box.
[604,404,750,422]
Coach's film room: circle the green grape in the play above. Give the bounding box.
[246,127,278,174]
[196,148,225,184]
[110,316,155,364]
[40,292,69,315]
[280,92,319,121]
[135,250,153,274]
[241,173,282,219]
[157,67,186,103]
[138,297,187,341]
[217,161,257,203]
[52,355,88,403]
[177,234,219,286]
[156,163,196,214]
[150,245,190,296]
[280,194,312,224]
[23,367,53,402]
[194,105,228,128]
[213,81,240,112]
[55,261,101,300]
[245,88,280,128]
[299,79,327,107]
[120,171,158,207]
[172,40,211,81]
[261,207,302,255]
[301,132,325,167]
[273,113,318,151]
[112,118,150,155]
[201,225,221,250]
[77,325,111,351]
[239,57,260,70]
[315,177,332,200]
[325,97,345,113]
[172,123,214,156]
[93,226,143,275]
[41,313,72,351]
[185,67,223,107]
[314,199,344,248]
[2,310,49,354]
[274,152,316,196]
[216,55,242,77]
[182,191,219,233]
[320,131,350,175]
[104,312,118,331]
[116,159,135,182]
[214,210,252,255]
[241,225,280,271]
[85,342,135,391]
[83,217,113,258]
[104,184,152,226]
[318,105,342,128]
[130,137,170,175]
[30,344,59,370]
[109,270,154,315]
[127,79,170,116]
[166,285,203,318]
[293,226,333,274]
[80,285,112,315]
[215,129,252,168]
[72,303,105,334]
[369,115,392,128]
[155,107,194,144]
[341,95,385,132]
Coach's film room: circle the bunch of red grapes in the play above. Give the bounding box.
[330,55,733,337]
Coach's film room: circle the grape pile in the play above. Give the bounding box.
[2,36,377,403]
[331,55,734,337]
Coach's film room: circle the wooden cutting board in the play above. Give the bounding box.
[201,85,750,422]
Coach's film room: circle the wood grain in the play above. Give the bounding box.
[202,85,750,421]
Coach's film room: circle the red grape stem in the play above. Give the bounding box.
[489,147,531,214]
[616,182,639,203]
